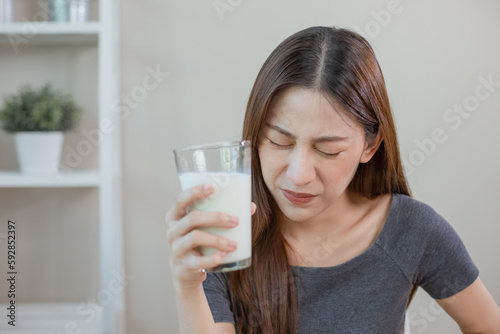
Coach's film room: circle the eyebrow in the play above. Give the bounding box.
[265,123,349,143]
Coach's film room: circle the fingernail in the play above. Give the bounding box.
[228,215,239,225]
[220,251,227,259]
[204,183,214,195]
[227,240,237,248]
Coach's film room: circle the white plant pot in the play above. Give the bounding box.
[14,132,64,174]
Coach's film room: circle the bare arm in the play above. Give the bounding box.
[174,284,235,334]
[437,277,500,333]
[166,183,246,334]
[214,323,236,334]
[174,284,219,334]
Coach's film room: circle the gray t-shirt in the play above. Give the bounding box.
[202,193,479,333]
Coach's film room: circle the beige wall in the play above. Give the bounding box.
[121,1,500,333]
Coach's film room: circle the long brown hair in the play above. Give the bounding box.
[230,26,412,333]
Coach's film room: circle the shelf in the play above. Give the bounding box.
[0,170,100,188]
[0,1,125,332]
[0,302,103,333]
[0,22,100,45]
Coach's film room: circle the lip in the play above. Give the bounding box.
[281,189,316,205]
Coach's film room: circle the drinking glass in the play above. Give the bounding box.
[174,141,252,272]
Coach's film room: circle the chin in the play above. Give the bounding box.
[277,203,319,223]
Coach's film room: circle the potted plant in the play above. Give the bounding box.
[0,83,81,173]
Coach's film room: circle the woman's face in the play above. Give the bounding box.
[258,86,380,223]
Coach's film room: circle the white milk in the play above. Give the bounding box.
[178,172,251,264]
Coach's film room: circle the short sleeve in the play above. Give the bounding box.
[414,206,479,300]
[202,272,235,324]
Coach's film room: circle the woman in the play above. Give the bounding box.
[166,26,500,333]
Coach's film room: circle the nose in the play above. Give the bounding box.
[286,147,316,187]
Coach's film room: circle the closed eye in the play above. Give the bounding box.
[315,149,341,158]
[268,137,342,157]
[268,138,293,149]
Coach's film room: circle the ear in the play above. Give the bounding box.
[360,130,383,163]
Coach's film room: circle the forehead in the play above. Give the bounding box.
[266,86,361,135]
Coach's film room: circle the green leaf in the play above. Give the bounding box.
[0,83,82,132]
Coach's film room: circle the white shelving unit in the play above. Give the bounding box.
[0,21,102,33]
[0,22,101,45]
[0,170,100,187]
[0,1,124,333]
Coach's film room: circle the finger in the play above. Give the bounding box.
[172,183,214,220]
[251,202,257,216]
[167,210,239,243]
[183,251,228,271]
[173,229,238,257]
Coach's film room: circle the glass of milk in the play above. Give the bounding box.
[174,141,252,272]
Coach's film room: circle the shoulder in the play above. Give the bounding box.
[389,193,444,224]
[378,193,452,247]
[377,193,478,295]
[375,194,457,275]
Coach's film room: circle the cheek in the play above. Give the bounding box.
[258,146,280,185]
[321,154,362,187]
